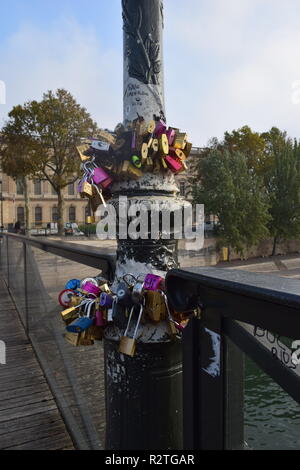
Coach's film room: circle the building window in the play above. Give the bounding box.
[17,207,25,224]
[68,182,75,196]
[180,181,186,197]
[35,207,42,225]
[34,179,42,195]
[52,206,58,222]
[16,178,24,195]
[69,206,76,222]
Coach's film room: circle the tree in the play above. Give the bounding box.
[0,89,97,235]
[193,149,270,257]
[223,125,271,176]
[265,139,300,255]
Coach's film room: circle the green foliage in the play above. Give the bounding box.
[78,224,97,236]
[193,149,270,255]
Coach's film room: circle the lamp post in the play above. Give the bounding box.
[103,0,183,450]
[0,179,4,232]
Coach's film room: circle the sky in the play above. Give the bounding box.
[1,0,300,147]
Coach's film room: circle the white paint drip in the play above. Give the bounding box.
[202,328,221,378]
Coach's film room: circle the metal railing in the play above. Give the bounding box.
[166,267,300,450]
[0,233,115,450]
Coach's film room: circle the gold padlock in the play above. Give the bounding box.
[100,283,111,294]
[80,181,93,198]
[183,142,192,158]
[160,157,168,170]
[61,307,77,322]
[76,144,90,162]
[86,215,95,224]
[144,291,167,323]
[151,139,159,156]
[147,120,156,134]
[140,143,148,163]
[127,164,143,179]
[119,303,144,357]
[65,331,81,346]
[174,133,188,150]
[70,296,81,307]
[159,134,169,156]
[79,329,94,346]
[175,149,186,161]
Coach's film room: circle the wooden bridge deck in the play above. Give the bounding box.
[0,276,74,450]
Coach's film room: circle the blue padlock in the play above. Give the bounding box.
[65,279,81,292]
[66,317,94,333]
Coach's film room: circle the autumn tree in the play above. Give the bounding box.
[0,89,97,235]
[193,149,270,257]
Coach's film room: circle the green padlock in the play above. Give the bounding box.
[132,155,142,168]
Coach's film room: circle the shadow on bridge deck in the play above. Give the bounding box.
[0,275,74,450]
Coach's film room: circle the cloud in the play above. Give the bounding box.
[0,18,123,130]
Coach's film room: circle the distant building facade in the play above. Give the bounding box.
[0,147,204,229]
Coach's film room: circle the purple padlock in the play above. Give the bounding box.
[78,179,83,193]
[82,281,101,297]
[95,310,106,327]
[144,274,163,291]
[100,292,113,308]
[155,120,167,138]
[93,167,110,185]
[166,129,176,146]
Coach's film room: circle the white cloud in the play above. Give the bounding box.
[0,18,123,130]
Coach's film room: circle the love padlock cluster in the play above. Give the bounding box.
[76,117,192,212]
[58,273,191,356]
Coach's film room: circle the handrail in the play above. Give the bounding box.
[1,232,116,281]
[166,266,300,450]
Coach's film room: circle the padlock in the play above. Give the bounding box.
[116,282,133,306]
[92,167,111,186]
[183,142,192,158]
[61,306,78,322]
[100,292,114,308]
[166,128,176,146]
[66,316,94,333]
[131,281,145,304]
[89,325,103,341]
[91,139,110,152]
[79,329,94,346]
[65,279,81,291]
[159,134,169,156]
[147,136,154,149]
[65,331,81,346]
[155,120,167,137]
[143,274,164,291]
[132,155,142,168]
[165,156,183,173]
[81,281,101,297]
[147,120,156,134]
[160,291,184,336]
[151,139,159,156]
[58,289,77,308]
[70,295,82,307]
[95,310,106,327]
[174,149,186,161]
[127,164,143,179]
[140,143,148,163]
[76,144,90,162]
[174,133,188,150]
[86,215,95,224]
[80,181,93,198]
[144,291,167,323]
[119,302,144,357]
[99,283,111,294]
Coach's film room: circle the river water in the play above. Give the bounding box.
[244,357,300,450]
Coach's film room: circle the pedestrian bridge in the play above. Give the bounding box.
[0,233,299,450]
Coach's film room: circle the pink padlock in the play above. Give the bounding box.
[155,120,167,138]
[144,274,163,291]
[93,167,110,185]
[95,310,106,327]
[166,128,176,146]
[82,282,101,297]
[165,156,183,173]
